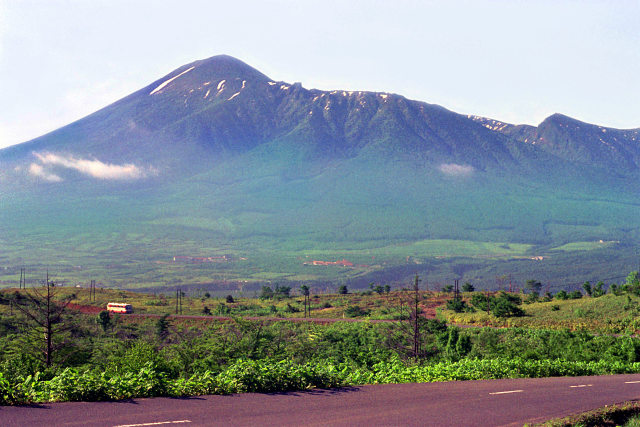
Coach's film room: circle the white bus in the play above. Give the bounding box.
[106,302,133,314]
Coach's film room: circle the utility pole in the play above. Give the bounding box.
[89,280,96,302]
[176,288,183,315]
[18,267,26,289]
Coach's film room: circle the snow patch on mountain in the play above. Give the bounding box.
[149,66,195,95]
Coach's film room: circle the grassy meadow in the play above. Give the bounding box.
[4,281,640,335]
[441,291,640,334]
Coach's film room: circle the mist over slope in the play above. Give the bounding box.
[1,55,639,288]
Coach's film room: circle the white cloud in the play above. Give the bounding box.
[31,152,156,181]
[438,163,474,177]
[28,163,63,182]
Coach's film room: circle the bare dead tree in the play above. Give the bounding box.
[11,272,73,368]
[385,274,442,361]
[412,274,421,357]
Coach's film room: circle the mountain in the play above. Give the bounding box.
[1,55,639,291]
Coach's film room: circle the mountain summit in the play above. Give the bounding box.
[1,55,639,288]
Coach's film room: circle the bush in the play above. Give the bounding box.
[471,294,493,312]
[492,299,525,318]
[446,298,467,313]
[215,359,343,393]
[284,303,300,313]
[569,290,583,299]
[524,292,539,304]
[0,372,25,405]
[344,305,370,317]
[462,283,474,292]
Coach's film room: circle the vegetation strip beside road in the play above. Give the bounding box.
[4,357,640,405]
[530,401,640,427]
[4,272,640,405]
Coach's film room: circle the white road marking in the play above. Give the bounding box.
[625,381,640,384]
[114,421,191,427]
[569,384,592,388]
[489,390,523,395]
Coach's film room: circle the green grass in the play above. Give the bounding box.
[442,293,640,334]
[551,241,617,252]
[530,401,640,426]
[296,239,533,258]
[0,286,447,320]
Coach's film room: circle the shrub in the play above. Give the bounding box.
[492,299,524,318]
[471,293,492,312]
[284,303,300,313]
[344,305,370,317]
[446,298,467,313]
[462,283,474,292]
[569,290,583,299]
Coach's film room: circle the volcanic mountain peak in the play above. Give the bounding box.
[2,54,640,179]
[145,55,270,96]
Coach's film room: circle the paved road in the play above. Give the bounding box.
[3,374,640,426]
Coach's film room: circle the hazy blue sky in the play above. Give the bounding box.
[1,0,638,149]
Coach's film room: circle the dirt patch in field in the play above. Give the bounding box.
[67,303,103,314]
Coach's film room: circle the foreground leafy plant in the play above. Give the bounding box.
[4,356,640,405]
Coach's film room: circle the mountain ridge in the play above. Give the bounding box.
[2,55,638,178]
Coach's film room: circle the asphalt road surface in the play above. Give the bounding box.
[3,374,640,426]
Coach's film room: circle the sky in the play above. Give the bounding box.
[1,0,639,150]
